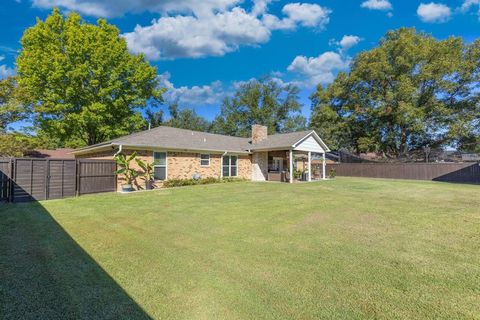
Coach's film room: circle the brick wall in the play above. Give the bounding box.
[252,152,268,181]
[166,152,221,180]
[75,148,252,190]
[251,125,268,143]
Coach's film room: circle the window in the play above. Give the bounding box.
[222,155,238,177]
[153,152,167,180]
[200,154,210,166]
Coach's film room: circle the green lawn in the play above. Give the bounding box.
[1,178,479,319]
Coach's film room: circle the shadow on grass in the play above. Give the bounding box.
[0,202,151,320]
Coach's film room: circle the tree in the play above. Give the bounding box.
[143,108,164,129]
[445,39,480,152]
[211,78,306,137]
[310,28,478,157]
[164,102,210,132]
[0,76,30,133]
[0,133,54,157]
[16,9,162,147]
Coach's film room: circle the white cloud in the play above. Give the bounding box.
[251,0,272,16]
[460,0,480,18]
[338,35,362,51]
[159,72,226,106]
[360,0,392,11]
[287,51,350,86]
[33,1,332,60]
[124,2,331,60]
[417,2,452,23]
[124,7,271,60]
[263,3,331,30]
[282,3,331,28]
[0,56,15,79]
[32,0,241,18]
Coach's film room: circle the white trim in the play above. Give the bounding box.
[153,151,168,181]
[222,154,238,177]
[200,153,210,167]
[289,149,293,184]
[308,151,312,182]
[322,152,326,180]
[73,143,251,155]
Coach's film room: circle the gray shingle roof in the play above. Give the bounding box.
[248,130,314,150]
[112,126,251,153]
[73,126,323,154]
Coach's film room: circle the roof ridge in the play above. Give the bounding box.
[265,129,313,137]
[156,125,250,141]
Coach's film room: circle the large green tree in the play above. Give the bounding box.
[211,78,306,137]
[17,9,162,147]
[310,28,479,157]
[0,76,30,133]
[445,39,480,152]
[164,103,211,132]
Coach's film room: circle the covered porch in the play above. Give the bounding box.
[250,129,330,183]
[265,150,326,183]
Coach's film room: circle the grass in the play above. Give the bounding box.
[1,177,479,319]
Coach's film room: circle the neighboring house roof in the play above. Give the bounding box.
[25,148,75,159]
[72,126,330,155]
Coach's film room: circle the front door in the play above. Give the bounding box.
[273,157,283,172]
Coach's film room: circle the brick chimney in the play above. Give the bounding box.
[252,124,268,144]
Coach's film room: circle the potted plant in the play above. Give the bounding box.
[329,168,336,179]
[293,169,302,180]
[136,158,155,190]
[114,152,139,192]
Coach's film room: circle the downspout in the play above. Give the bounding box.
[114,144,123,156]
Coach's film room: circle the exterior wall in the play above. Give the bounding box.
[167,152,221,180]
[294,135,325,153]
[237,155,252,180]
[251,152,268,181]
[75,148,252,190]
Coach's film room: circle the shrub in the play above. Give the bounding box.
[329,168,336,179]
[163,177,244,188]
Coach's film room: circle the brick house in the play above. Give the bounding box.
[72,125,330,189]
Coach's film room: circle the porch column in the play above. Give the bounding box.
[308,151,311,182]
[289,149,293,183]
[322,152,326,180]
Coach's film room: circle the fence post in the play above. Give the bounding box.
[75,160,80,197]
[8,159,13,203]
[45,159,49,200]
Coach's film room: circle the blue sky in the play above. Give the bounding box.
[1,0,479,125]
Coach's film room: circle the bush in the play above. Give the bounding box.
[163,177,244,188]
[329,168,336,179]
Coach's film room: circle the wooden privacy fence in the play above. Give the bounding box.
[0,158,116,203]
[326,162,480,183]
[77,160,117,195]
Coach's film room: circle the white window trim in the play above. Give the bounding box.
[222,155,238,177]
[200,154,210,167]
[153,151,168,181]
